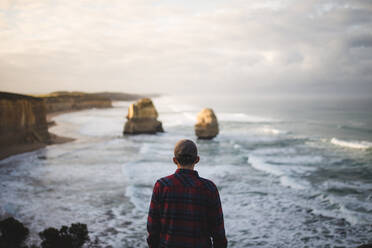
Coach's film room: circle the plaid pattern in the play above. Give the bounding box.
[147,169,227,248]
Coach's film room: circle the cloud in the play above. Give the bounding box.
[0,0,371,96]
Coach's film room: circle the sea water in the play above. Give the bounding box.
[0,95,371,247]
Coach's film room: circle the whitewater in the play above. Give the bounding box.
[0,95,371,247]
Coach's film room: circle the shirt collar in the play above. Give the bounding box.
[175,168,199,177]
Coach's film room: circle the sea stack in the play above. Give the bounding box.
[123,98,164,134]
[194,108,219,139]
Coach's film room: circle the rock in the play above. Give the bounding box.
[39,223,89,248]
[0,217,90,248]
[0,217,29,248]
[357,245,372,248]
[39,91,112,113]
[123,98,164,134]
[90,92,147,101]
[0,92,51,159]
[194,108,219,139]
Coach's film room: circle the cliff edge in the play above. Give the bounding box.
[0,92,51,160]
[38,91,113,113]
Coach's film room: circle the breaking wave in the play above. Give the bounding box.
[330,138,372,150]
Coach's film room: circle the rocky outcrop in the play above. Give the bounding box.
[194,108,219,139]
[123,98,164,134]
[0,217,89,248]
[0,92,51,159]
[39,91,112,113]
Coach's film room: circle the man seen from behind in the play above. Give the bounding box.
[147,139,227,248]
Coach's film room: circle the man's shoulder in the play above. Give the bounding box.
[155,173,177,187]
[155,172,218,192]
[197,176,218,192]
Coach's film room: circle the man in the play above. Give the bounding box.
[147,139,227,248]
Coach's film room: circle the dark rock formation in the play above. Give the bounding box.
[357,245,372,248]
[123,98,164,134]
[0,217,29,248]
[39,91,112,113]
[0,92,51,159]
[0,217,89,248]
[194,108,219,139]
[39,223,89,248]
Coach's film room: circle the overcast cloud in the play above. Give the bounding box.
[0,0,371,96]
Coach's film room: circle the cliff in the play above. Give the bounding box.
[38,91,113,113]
[90,92,146,101]
[0,92,51,159]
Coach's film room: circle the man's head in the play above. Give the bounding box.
[173,139,200,168]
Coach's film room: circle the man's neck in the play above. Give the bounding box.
[177,164,195,170]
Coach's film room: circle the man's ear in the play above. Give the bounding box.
[195,156,200,164]
[173,157,179,165]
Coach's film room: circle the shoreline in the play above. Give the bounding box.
[46,109,84,123]
[0,111,77,161]
[0,98,152,161]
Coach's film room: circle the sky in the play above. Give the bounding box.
[0,0,371,96]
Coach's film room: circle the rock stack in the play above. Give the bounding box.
[194,108,219,139]
[123,98,164,134]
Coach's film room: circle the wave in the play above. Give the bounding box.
[338,124,372,134]
[168,104,199,112]
[330,138,372,150]
[218,113,277,123]
[249,155,316,190]
[251,147,297,156]
[257,127,289,135]
[266,155,323,165]
[159,112,195,127]
[309,193,372,225]
[280,176,308,190]
[249,155,285,176]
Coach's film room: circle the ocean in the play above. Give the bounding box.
[0,94,371,247]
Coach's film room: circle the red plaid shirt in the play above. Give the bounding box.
[147,169,227,248]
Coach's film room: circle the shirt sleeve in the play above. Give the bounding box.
[208,186,228,248]
[147,181,161,248]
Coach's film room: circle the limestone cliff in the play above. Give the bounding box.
[90,92,145,101]
[0,92,51,159]
[39,91,112,113]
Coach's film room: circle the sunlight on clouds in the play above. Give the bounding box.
[261,51,276,64]
[0,0,371,95]
[0,0,12,9]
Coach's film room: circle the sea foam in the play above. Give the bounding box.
[218,113,277,123]
[249,154,316,190]
[257,126,288,135]
[331,138,372,150]
[249,155,285,176]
